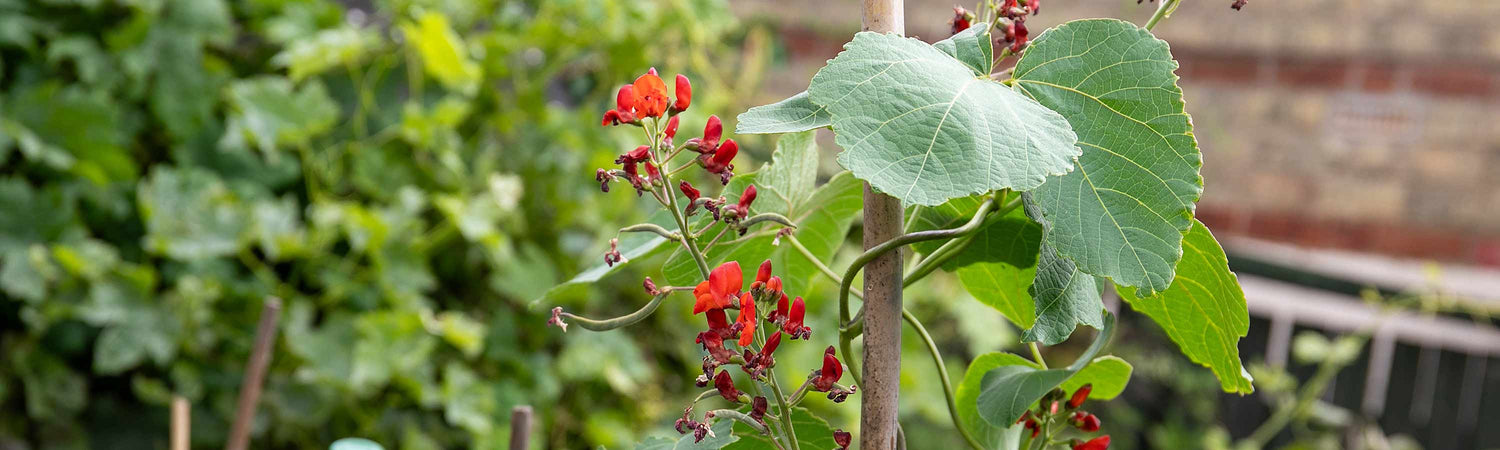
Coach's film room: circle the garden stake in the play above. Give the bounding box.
[858,1,906,448]
[226,297,281,450]
[510,405,533,450]
[171,396,189,450]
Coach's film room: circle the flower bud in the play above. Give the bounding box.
[1068,383,1092,409]
[833,430,851,449]
[673,74,692,112]
[1079,413,1101,432]
[756,260,773,285]
[643,277,660,296]
[750,396,768,422]
[664,115,680,139]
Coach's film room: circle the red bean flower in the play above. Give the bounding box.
[811,346,843,392]
[632,71,670,118]
[688,115,723,153]
[751,259,772,291]
[950,6,974,35]
[693,261,743,314]
[833,430,852,449]
[701,138,738,184]
[768,293,790,325]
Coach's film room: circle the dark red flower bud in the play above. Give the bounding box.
[1079,413,1101,432]
[1073,435,1110,450]
[750,396,768,422]
[643,277,660,295]
[1025,417,1040,438]
[812,346,843,392]
[762,330,782,357]
[833,430,852,449]
[680,181,701,202]
[664,115,680,140]
[1231,0,1247,10]
[737,184,756,212]
[950,6,973,35]
[784,297,810,339]
[673,74,692,112]
[756,260,773,285]
[1069,383,1092,409]
[1011,21,1029,53]
[766,276,782,295]
[714,370,742,402]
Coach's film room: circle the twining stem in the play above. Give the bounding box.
[903,191,1021,287]
[840,195,1001,332]
[707,409,775,437]
[1143,0,1182,30]
[559,292,672,331]
[767,371,801,450]
[904,308,984,450]
[786,235,983,450]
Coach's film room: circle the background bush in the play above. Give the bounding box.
[0,0,776,447]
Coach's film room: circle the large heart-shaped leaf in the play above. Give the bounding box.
[977,311,1114,426]
[662,133,862,295]
[1013,19,1202,295]
[1118,219,1254,393]
[809,29,1079,206]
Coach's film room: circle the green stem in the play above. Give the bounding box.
[1028,342,1048,370]
[767,371,801,450]
[904,309,984,450]
[1143,0,1181,30]
[558,292,672,331]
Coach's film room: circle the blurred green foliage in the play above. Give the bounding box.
[0,0,771,448]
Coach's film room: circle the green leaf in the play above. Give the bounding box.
[724,407,837,450]
[1013,19,1202,295]
[137,166,251,260]
[956,352,1039,447]
[273,27,380,82]
[400,12,481,94]
[1016,193,1104,345]
[808,30,1078,206]
[1118,219,1254,393]
[735,91,830,134]
[977,311,1114,426]
[1060,356,1133,401]
[932,21,993,75]
[951,206,1043,329]
[635,419,737,450]
[226,76,340,158]
[534,210,677,306]
[662,133,862,295]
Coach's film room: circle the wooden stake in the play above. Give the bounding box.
[171,396,190,450]
[509,405,534,450]
[858,3,905,448]
[226,297,282,450]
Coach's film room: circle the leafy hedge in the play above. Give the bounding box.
[0,0,757,447]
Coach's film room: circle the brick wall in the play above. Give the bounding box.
[732,0,1500,267]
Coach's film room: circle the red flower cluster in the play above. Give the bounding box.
[602,68,690,126]
[996,0,1041,53]
[950,6,975,35]
[1018,384,1111,448]
[682,260,854,442]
